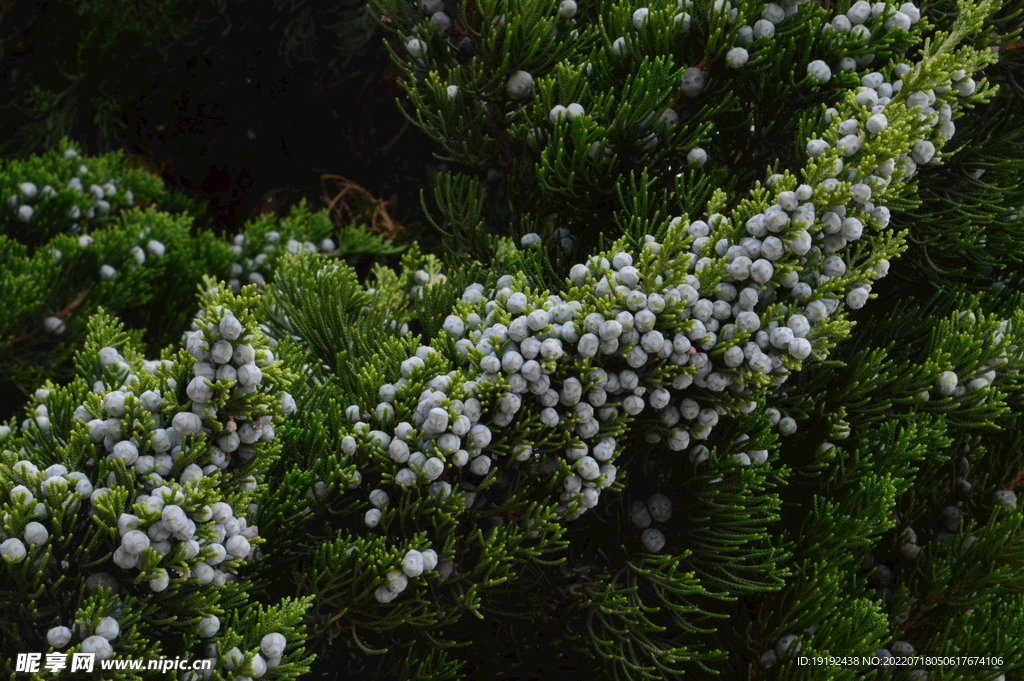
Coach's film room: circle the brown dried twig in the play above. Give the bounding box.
[1003,463,1024,492]
[319,174,404,241]
[896,583,960,634]
[12,287,93,346]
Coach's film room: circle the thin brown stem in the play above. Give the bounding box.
[1004,464,1024,491]
[896,583,959,634]
[12,287,92,346]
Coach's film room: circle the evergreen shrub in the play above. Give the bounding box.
[3,0,1024,678]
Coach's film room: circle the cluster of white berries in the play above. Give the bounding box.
[43,616,121,660]
[359,231,806,532]
[365,270,655,524]
[933,363,1002,400]
[822,1,922,71]
[193,632,288,680]
[115,486,258,590]
[357,203,889,529]
[806,55,964,178]
[1,460,93,563]
[0,449,257,592]
[704,80,973,410]
[358,5,979,545]
[6,148,135,229]
[2,297,292,655]
[629,493,672,553]
[227,226,336,293]
[374,547,440,603]
[74,347,202,483]
[556,231,811,451]
[183,305,295,470]
[100,305,277,482]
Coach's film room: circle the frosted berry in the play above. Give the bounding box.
[640,527,666,553]
[806,60,831,83]
[406,37,427,58]
[726,47,749,68]
[506,71,534,100]
[680,67,707,98]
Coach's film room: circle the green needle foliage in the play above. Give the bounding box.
[2,0,1024,679]
[1,286,314,680]
[0,141,401,418]
[0,140,227,398]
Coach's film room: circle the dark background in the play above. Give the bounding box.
[0,0,439,235]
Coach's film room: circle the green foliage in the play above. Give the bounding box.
[2,0,1024,678]
[343,0,1024,677]
[0,288,313,680]
[0,140,232,397]
[0,144,403,418]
